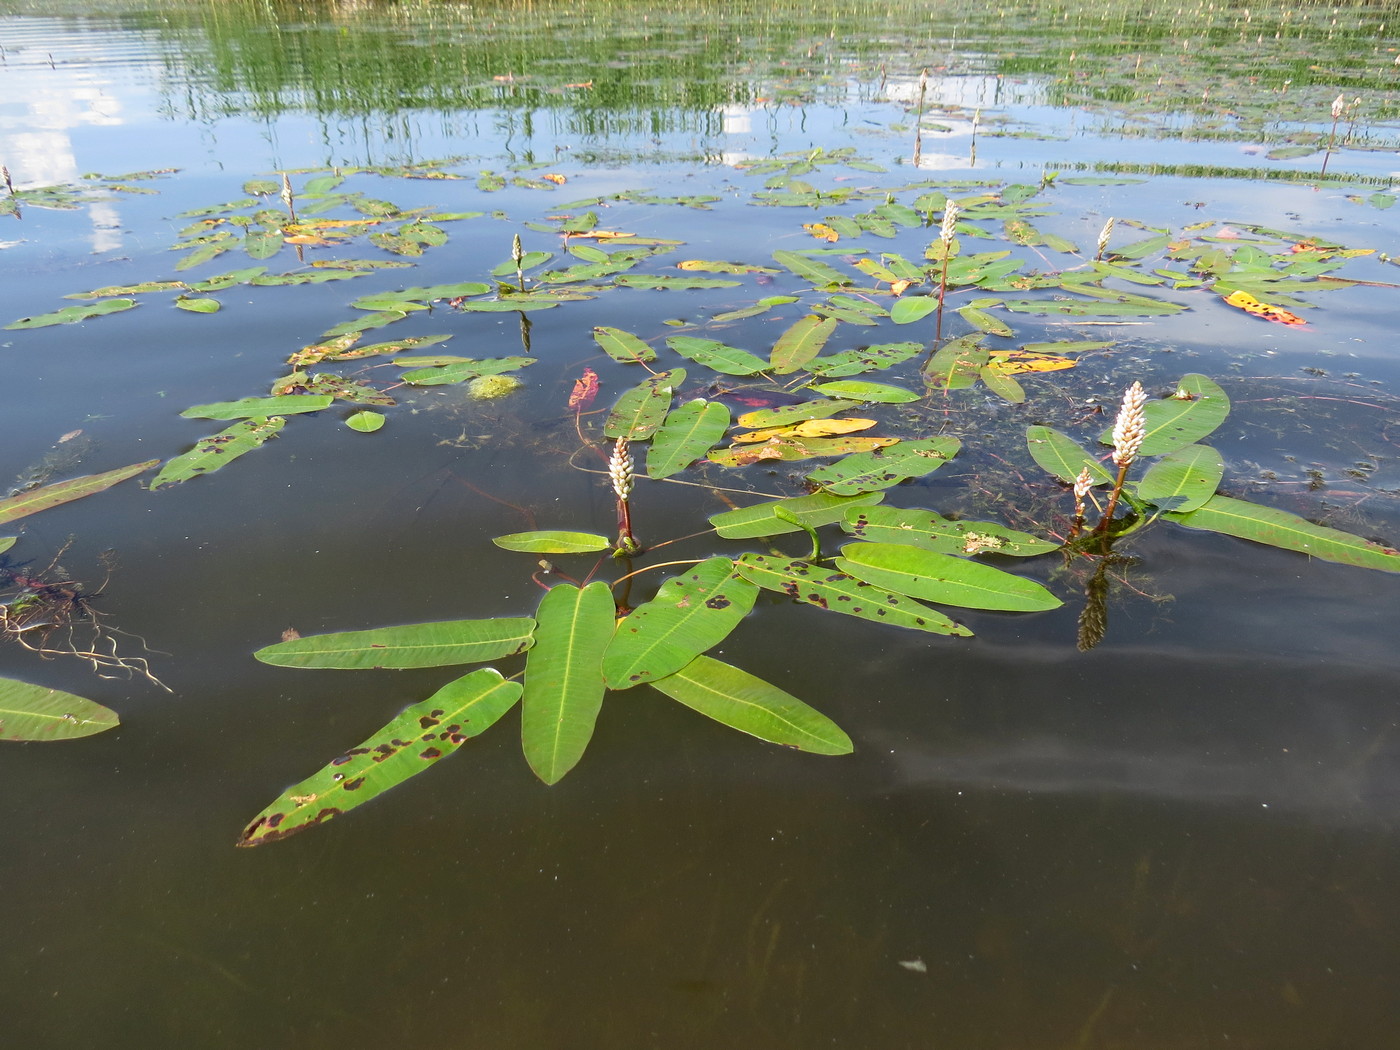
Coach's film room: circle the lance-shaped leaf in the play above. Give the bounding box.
[180,395,334,420]
[807,437,961,496]
[399,357,534,386]
[1025,425,1114,485]
[593,326,656,364]
[809,380,919,404]
[1165,495,1400,574]
[237,668,521,846]
[603,558,757,689]
[150,417,285,489]
[522,582,615,784]
[1099,374,1230,456]
[493,531,611,554]
[665,336,768,377]
[615,275,741,290]
[836,542,1062,612]
[807,341,922,378]
[842,506,1058,557]
[710,490,884,539]
[708,435,896,465]
[0,679,119,741]
[254,617,536,669]
[649,655,852,755]
[605,369,684,440]
[772,249,852,288]
[735,554,971,636]
[924,333,987,391]
[770,315,836,374]
[647,399,731,479]
[1000,297,1184,317]
[735,399,851,428]
[958,304,1013,336]
[1135,444,1223,512]
[0,460,158,525]
[6,297,139,330]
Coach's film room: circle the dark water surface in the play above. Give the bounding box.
[3,2,1400,1047]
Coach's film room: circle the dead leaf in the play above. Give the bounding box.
[803,222,839,243]
[1222,290,1306,325]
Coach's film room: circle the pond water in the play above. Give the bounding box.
[3,1,1400,1046]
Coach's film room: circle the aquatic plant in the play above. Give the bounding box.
[3,153,1398,828]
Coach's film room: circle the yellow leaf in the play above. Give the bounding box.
[541,174,567,184]
[733,418,878,443]
[984,351,1077,375]
[803,222,839,243]
[568,230,635,240]
[709,435,897,465]
[1222,290,1306,325]
[889,279,915,297]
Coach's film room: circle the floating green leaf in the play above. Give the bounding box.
[615,275,741,290]
[836,543,1062,612]
[0,679,120,741]
[772,249,851,287]
[649,655,852,755]
[605,369,684,440]
[180,395,334,420]
[710,491,884,539]
[254,617,535,669]
[493,531,612,554]
[770,315,836,374]
[808,380,919,404]
[647,399,731,479]
[593,326,657,364]
[712,295,799,321]
[807,437,961,495]
[399,357,534,386]
[603,558,757,689]
[842,507,1058,557]
[0,460,159,525]
[734,554,971,636]
[1100,374,1230,456]
[807,341,923,378]
[1166,496,1400,574]
[237,668,522,846]
[1025,425,1114,485]
[345,410,385,433]
[1001,297,1185,317]
[665,336,768,376]
[1136,444,1223,512]
[958,305,1013,336]
[6,298,139,330]
[151,418,285,489]
[734,400,852,429]
[889,296,940,325]
[521,582,615,784]
[174,296,221,314]
[64,280,186,299]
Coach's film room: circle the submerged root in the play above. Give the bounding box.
[0,545,170,692]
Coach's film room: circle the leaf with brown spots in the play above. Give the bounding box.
[734,555,972,636]
[237,668,522,846]
[602,557,757,689]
